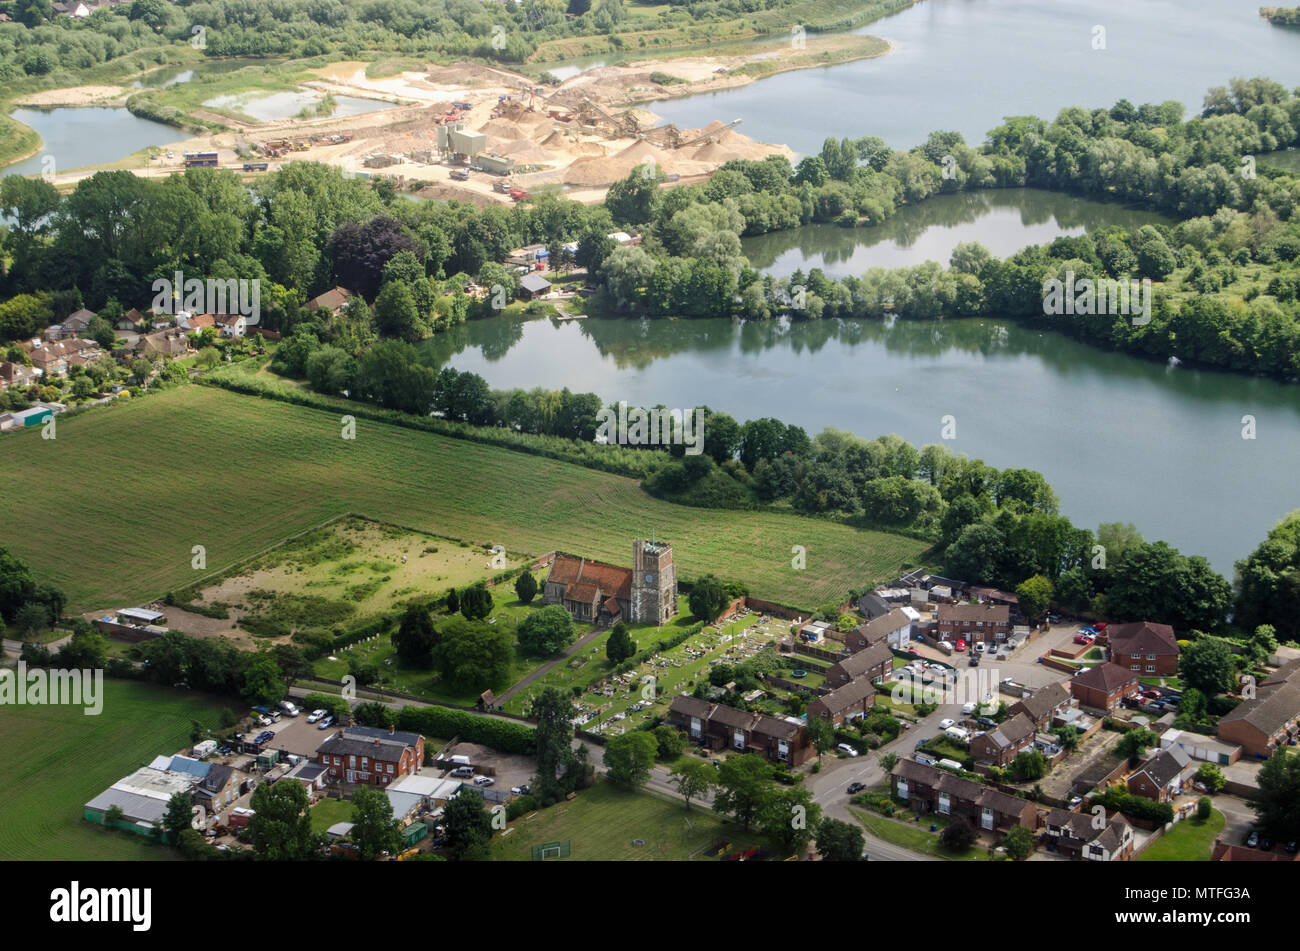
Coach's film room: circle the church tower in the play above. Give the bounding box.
[631,537,677,624]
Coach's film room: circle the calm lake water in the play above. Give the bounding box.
[2,107,188,176]
[741,189,1172,277]
[652,0,1300,153]
[422,188,1300,576]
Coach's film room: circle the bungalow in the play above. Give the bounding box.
[117,308,147,332]
[1126,745,1193,802]
[1042,808,1134,861]
[891,759,1037,833]
[1009,681,1073,731]
[1216,659,1300,759]
[1106,621,1180,677]
[826,641,895,688]
[283,761,329,802]
[936,602,1010,645]
[806,678,876,728]
[843,607,917,651]
[1070,663,1140,714]
[306,287,355,316]
[28,338,101,378]
[139,330,190,359]
[519,272,552,300]
[969,712,1037,768]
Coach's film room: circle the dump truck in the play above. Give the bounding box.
[508,187,529,201]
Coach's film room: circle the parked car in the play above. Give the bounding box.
[317,716,334,730]
[307,709,327,723]
[968,654,980,666]
[473,776,495,786]
[1073,633,1091,645]
[1247,831,1260,848]
[974,642,987,653]
[961,702,977,715]
[939,718,956,729]
[1260,835,1274,851]
[847,782,866,795]
[451,766,474,778]
[976,717,997,729]
[836,743,859,757]
[954,640,967,651]
[1285,841,1298,854]
[256,715,272,726]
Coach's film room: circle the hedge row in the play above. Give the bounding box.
[396,704,536,756]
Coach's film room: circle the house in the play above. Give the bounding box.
[213,313,247,338]
[519,272,552,300]
[1216,659,1300,758]
[1009,681,1073,731]
[969,712,1037,768]
[27,338,101,378]
[542,539,677,626]
[117,308,147,332]
[806,678,876,728]
[857,592,892,620]
[843,607,917,651]
[191,762,243,813]
[0,360,37,391]
[665,695,813,765]
[1070,663,1140,713]
[1106,621,1180,677]
[969,585,1020,609]
[139,330,190,359]
[826,641,895,688]
[62,308,97,336]
[306,287,355,316]
[891,759,1037,833]
[176,312,214,332]
[1042,808,1134,861]
[936,602,1010,644]
[316,726,424,786]
[283,761,329,801]
[1126,745,1193,802]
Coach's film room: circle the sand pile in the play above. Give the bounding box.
[564,139,682,186]
[478,118,527,139]
[495,138,553,163]
[691,141,743,163]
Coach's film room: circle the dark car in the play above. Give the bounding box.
[847,782,866,795]
[915,737,931,750]
[976,716,997,729]
[968,654,980,666]
[1260,836,1274,851]
[1285,841,1298,854]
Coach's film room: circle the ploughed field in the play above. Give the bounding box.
[0,385,927,611]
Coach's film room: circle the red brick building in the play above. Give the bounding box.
[316,726,424,786]
[666,695,814,766]
[825,641,894,688]
[1106,621,1179,677]
[806,678,876,728]
[936,603,1010,645]
[1070,664,1140,713]
[891,760,1037,834]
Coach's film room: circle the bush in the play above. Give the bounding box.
[396,704,536,755]
[1196,796,1212,821]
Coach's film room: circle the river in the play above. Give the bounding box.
[422,189,1300,578]
[651,0,1300,154]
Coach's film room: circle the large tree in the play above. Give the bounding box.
[712,753,773,830]
[530,687,580,800]
[350,786,401,860]
[248,779,318,861]
[516,604,574,657]
[514,569,538,604]
[392,603,438,665]
[1253,751,1300,841]
[433,616,514,692]
[442,786,493,861]
[1179,636,1238,697]
[602,731,657,789]
[816,817,865,861]
[328,215,423,300]
[670,760,715,811]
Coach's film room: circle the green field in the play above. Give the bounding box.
[490,780,764,861]
[1137,809,1225,862]
[0,679,228,860]
[0,385,926,613]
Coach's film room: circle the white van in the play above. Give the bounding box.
[448,755,472,767]
[279,701,300,717]
[961,702,977,715]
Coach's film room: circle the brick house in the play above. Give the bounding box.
[1106,621,1179,677]
[0,360,37,391]
[970,712,1037,768]
[1009,681,1072,731]
[306,286,355,316]
[891,759,1037,833]
[936,603,1010,644]
[826,641,894,688]
[1126,746,1193,802]
[316,726,424,786]
[666,695,813,766]
[1042,808,1134,861]
[843,607,916,651]
[1070,663,1140,713]
[1216,659,1300,758]
[806,678,876,728]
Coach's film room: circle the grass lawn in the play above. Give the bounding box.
[850,807,994,860]
[1137,809,1225,862]
[0,385,926,613]
[490,780,764,861]
[0,679,229,860]
[309,797,356,834]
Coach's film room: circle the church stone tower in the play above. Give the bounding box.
[632,537,677,624]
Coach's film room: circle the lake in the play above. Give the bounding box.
[741,189,1172,277]
[651,0,1300,154]
[2,107,188,177]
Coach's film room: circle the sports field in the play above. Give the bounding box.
[0,679,228,860]
[0,385,927,612]
[490,781,764,861]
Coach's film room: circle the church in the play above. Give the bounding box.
[542,538,678,626]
